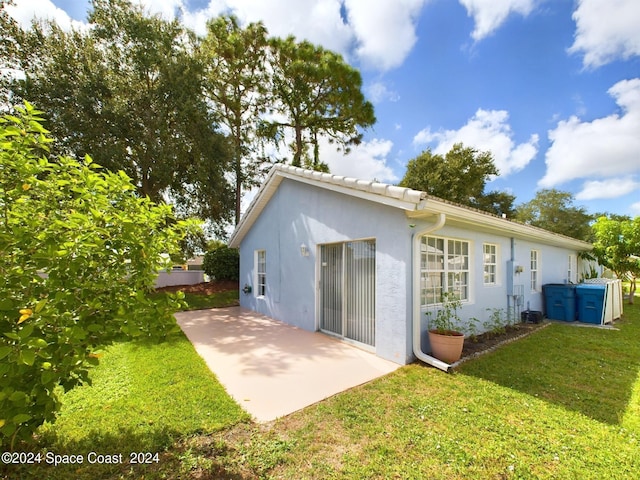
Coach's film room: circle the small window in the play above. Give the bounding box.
[530,250,539,292]
[568,254,577,283]
[483,243,497,285]
[256,250,266,296]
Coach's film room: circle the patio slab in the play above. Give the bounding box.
[175,307,400,422]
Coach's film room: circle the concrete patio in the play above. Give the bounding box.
[175,307,400,422]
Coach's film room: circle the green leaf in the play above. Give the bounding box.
[34,298,48,313]
[20,350,36,366]
[12,414,31,424]
[41,370,57,385]
[0,298,14,310]
[9,391,27,403]
[3,332,20,340]
[0,346,12,360]
[18,323,34,340]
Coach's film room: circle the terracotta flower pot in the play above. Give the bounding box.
[428,330,464,364]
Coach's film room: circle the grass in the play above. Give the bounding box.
[3,297,640,479]
[181,290,239,310]
[1,330,249,480]
[150,289,240,311]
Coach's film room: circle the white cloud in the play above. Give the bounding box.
[576,178,640,200]
[458,0,541,41]
[631,201,640,215]
[321,137,397,182]
[224,0,427,71]
[540,78,640,188]
[9,0,426,72]
[7,0,86,30]
[568,0,640,68]
[413,108,539,177]
[344,0,426,70]
[365,81,400,104]
[224,0,354,59]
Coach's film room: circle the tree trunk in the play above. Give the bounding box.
[293,125,303,167]
[630,277,636,304]
[233,123,242,225]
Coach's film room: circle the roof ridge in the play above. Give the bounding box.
[274,163,427,203]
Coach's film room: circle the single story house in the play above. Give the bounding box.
[229,164,595,369]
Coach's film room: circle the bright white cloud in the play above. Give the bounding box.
[321,137,397,182]
[413,109,539,177]
[631,201,640,215]
[568,0,640,68]
[7,0,86,30]
[576,178,640,200]
[458,0,540,41]
[540,78,640,188]
[344,0,426,70]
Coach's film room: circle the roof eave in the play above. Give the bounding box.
[409,198,592,251]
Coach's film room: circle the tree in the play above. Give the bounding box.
[399,143,516,216]
[0,104,195,446]
[591,216,640,304]
[514,189,592,240]
[0,0,23,108]
[265,36,376,169]
[7,0,234,227]
[201,15,270,225]
[203,246,240,281]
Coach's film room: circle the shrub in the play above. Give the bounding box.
[203,246,239,281]
[0,103,195,447]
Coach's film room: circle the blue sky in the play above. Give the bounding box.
[7,0,640,216]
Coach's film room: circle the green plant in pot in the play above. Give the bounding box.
[426,292,465,363]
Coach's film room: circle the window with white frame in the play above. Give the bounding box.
[530,250,539,292]
[568,254,577,283]
[420,236,470,305]
[483,243,498,285]
[256,250,266,296]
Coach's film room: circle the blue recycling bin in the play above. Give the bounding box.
[576,284,606,325]
[543,284,577,321]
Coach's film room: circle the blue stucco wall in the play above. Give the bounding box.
[238,179,414,364]
[238,178,586,365]
[408,221,585,354]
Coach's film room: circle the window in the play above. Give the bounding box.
[530,250,539,292]
[483,243,498,285]
[568,254,577,283]
[256,250,266,296]
[420,236,469,305]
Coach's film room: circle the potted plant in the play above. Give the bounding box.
[426,292,465,363]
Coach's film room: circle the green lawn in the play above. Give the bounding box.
[1,330,249,480]
[181,290,239,310]
[151,289,240,311]
[3,299,639,479]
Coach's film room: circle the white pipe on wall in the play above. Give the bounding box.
[411,213,451,372]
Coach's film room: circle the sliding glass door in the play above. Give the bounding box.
[319,240,376,347]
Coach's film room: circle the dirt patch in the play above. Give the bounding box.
[156,280,239,295]
[460,321,548,360]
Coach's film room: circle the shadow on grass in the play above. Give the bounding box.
[458,304,640,428]
[1,426,252,480]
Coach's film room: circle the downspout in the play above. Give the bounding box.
[412,213,451,372]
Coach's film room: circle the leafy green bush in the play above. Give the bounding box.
[0,103,195,448]
[203,246,239,281]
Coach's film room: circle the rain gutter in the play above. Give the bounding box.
[411,212,451,372]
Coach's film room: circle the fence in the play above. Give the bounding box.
[155,270,205,288]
